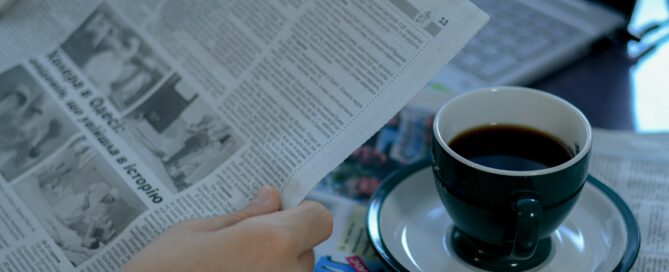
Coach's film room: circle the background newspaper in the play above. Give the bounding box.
[309,83,669,271]
[0,0,487,270]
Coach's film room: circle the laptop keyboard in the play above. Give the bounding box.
[451,0,585,82]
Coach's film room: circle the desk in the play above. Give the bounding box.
[314,2,669,270]
[532,0,669,133]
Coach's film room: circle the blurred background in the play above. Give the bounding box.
[532,0,669,133]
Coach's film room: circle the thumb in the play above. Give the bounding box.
[194,186,281,231]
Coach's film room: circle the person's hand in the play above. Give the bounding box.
[122,186,333,272]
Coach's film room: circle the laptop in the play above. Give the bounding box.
[412,0,636,110]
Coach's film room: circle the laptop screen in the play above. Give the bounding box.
[591,0,637,19]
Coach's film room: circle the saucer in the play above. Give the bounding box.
[367,160,640,271]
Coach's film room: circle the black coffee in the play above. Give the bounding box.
[448,124,574,171]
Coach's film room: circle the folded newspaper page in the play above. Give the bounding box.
[0,0,487,270]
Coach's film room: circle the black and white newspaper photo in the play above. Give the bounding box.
[60,2,171,113]
[0,65,79,182]
[12,137,147,267]
[122,75,242,193]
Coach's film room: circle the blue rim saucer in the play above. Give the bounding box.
[367,160,640,271]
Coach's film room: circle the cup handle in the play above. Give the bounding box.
[511,197,542,260]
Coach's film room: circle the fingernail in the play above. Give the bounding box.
[253,185,273,204]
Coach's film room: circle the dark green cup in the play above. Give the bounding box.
[431,87,592,271]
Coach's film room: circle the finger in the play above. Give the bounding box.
[192,186,281,231]
[296,250,315,271]
[267,200,333,252]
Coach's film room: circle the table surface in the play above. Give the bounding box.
[530,0,669,133]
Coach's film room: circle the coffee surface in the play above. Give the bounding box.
[448,124,573,171]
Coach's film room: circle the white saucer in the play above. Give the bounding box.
[367,161,640,272]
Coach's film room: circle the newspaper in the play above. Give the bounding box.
[0,0,488,270]
[588,130,669,272]
[311,103,669,271]
[310,105,434,271]
[308,191,386,272]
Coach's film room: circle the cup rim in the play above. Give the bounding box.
[433,86,592,177]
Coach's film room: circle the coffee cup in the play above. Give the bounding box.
[431,86,592,270]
